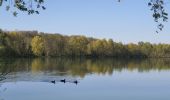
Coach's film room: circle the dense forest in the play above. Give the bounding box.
[0,29,170,58]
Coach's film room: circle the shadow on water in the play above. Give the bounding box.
[0,58,170,83]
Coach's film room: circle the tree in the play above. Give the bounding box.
[138,42,153,57]
[68,36,89,56]
[106,39,114,56]
[127,43,143,57]
[1,29,170,58]
[0,46,6,56]
[3,31,32,56]
[0,30,5,45]
[91,40,106,56]
[43,34,65,56]
[31,35,45,56]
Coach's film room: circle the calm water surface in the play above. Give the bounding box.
[0,58,170,100]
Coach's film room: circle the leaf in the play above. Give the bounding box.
[42,6,46,10]
[6,6,10,11]
[35,11,39,14]
[148,2,152,6]
[0,0,3,6]
[13,11,18,17]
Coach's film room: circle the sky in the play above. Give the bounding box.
[0,0,170,44]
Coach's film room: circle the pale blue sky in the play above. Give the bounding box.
[0,0,170,43]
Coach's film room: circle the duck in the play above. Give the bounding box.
[51,80,55,84]
[60,79,66,83]
[73,80,78,85]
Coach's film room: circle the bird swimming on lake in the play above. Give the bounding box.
[51,80,55,84]
[73,80,78,85]
[60,79,66,83]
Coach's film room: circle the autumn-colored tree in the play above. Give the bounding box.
[1,30,170,58]
[31,35,45,56]
[68,36,89,56]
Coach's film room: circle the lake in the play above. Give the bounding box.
[0,58,170,100]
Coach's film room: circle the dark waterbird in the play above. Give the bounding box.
[51,80,55,84]
[73,80,78,85]
[50,79,79,85]
[60,79,66,83]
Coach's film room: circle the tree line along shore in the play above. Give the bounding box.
[0,29,170,58]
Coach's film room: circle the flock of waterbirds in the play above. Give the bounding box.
[51,79,79,85]
[0,72,80,85]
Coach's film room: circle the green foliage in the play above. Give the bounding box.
[0,0,45,16]
[0,30,5,46]
[118,0,168,32]
[0,1,169,32]
[148,0,168,32]
[0,30,170,58]
[4,31,33,56]
[68,36,89,56]
[43,34,66,56]
[0,46,6,56]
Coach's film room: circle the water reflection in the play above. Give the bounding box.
[1,58,170,100]
[0,58,170,83]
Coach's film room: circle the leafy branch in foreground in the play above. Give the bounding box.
[0,0,169,32]
[0,0,46,16]
[148,0,168,33]
[118,0,168,32]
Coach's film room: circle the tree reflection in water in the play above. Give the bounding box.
[0,58,170,83]
[0,58,170,100]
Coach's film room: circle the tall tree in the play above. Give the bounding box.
[68,36,89,56]
[31,35,45,56]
